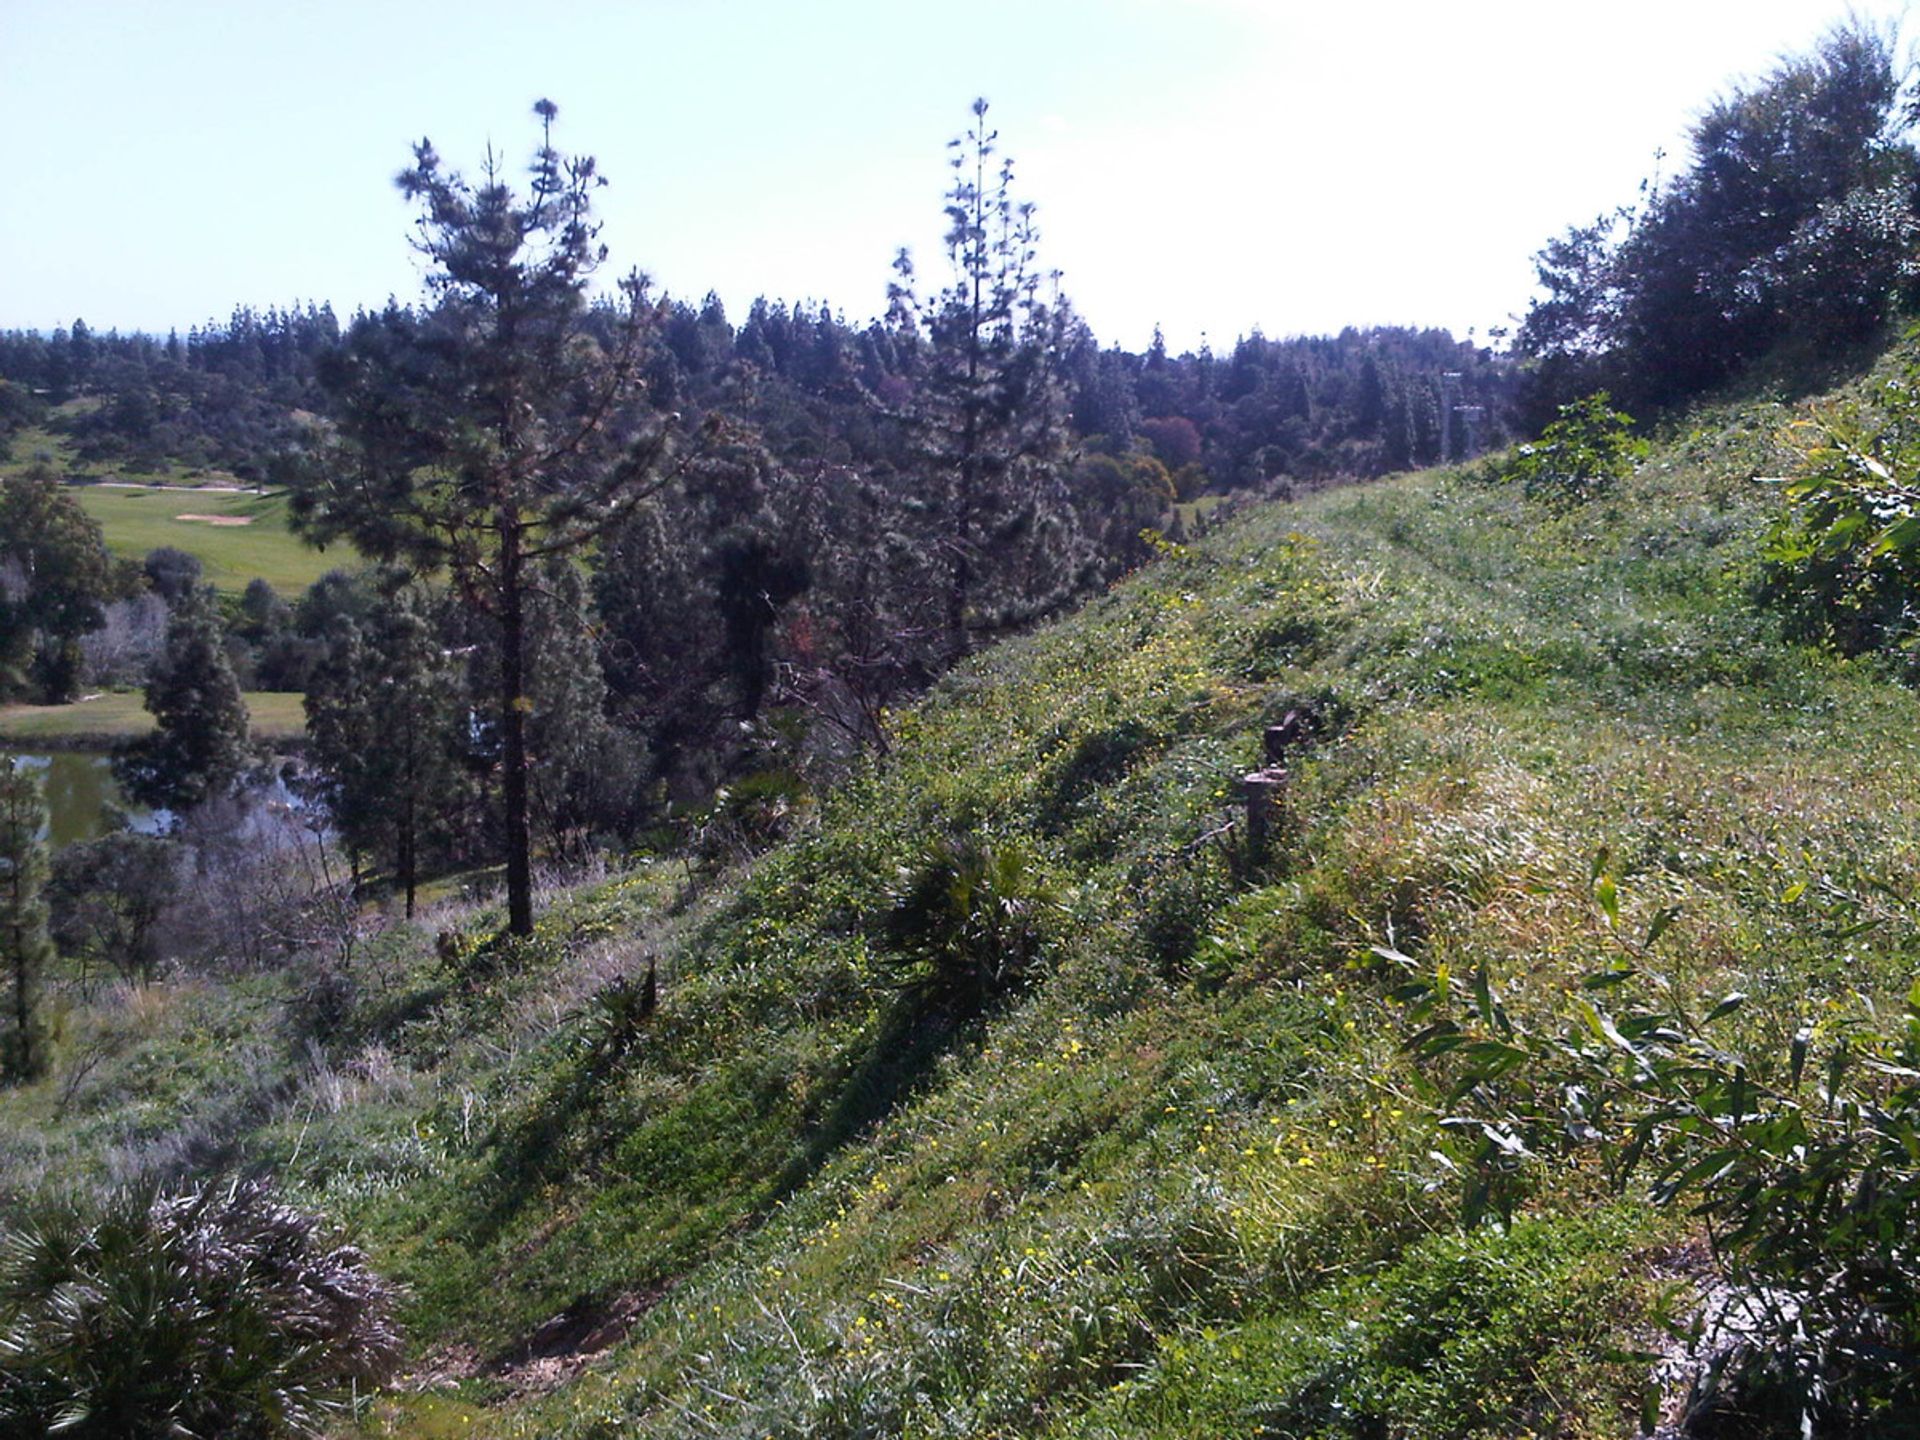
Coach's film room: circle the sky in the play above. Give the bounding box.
[1,0,1909,353]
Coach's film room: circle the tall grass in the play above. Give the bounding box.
[7,354,1920,1436]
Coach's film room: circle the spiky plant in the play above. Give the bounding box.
[0,1179,402,1439]
[882,833,1064,1015]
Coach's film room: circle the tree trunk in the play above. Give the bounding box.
[401,807,417,921]
[10,871,29,1079]
[500,517,534,937]
[401,698,418,921]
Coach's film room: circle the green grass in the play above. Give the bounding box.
[7,414,350,596]
[0,690,307,745]
[8,352,1920,1438]
[66,484,345,595]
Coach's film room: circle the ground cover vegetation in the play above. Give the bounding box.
[5,340,1920,1433]
[7,20,1920,1436]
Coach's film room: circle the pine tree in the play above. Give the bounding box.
[304,582,466,918]
[888,99,1083,664]
[291,100,677,935]
[524,560,637,858]
[0,466,115,703]
[0,758,52,1082]
[115,585,252,813]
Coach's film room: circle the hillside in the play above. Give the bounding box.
[0,410,340,596]
[6,358,1919,1438]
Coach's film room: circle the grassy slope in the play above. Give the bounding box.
[69,485,341,595]
[7,371,1919,1438]
[6,415,349,594]
[0,690,307,744]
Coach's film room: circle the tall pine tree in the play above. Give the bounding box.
[291,100,679,935]
[0,759,52,1082]
[887,99,1083,664]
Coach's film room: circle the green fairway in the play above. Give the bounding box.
[66,484,352,595]
[0,690,306,746]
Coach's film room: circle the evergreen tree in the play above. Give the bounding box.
[887,99,1083,663]
[0,466,115,702]
[142,546,203,606]
[524,560,638,857]
[116,585,252,813]
[1517,19,1916,411]
[0,758,52,1082]
[291,100,676,935]
[304,582,466,917]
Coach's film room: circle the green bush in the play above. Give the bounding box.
[1389,870,1920,1433]
[1761,358,1920,657]
[0,1180,402,1438]
[881,834,1066,1014]
[1502,391,1646,504]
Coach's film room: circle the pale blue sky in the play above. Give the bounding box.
[1,0,1907,351]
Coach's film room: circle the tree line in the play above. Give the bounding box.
[1516,18,1920,421]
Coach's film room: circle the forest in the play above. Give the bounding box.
[6,18,1920,1440]
[0,101,1516,936]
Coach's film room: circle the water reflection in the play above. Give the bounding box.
[1,751,160,848]
[0,751,311,850]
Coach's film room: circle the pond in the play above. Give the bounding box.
[0,750,315,850]
[0,750,161,848]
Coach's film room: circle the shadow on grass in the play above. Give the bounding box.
[768,996,967,1204]
[456,985,970,1263]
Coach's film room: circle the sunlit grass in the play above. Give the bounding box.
[68,484,346,594]
[0,689,306,744]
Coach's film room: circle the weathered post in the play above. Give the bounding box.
[1241,710,1311,867]
[1241,766,1286,864]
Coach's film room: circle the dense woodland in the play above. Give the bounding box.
[0,302,1511,494]
[0,110,1517,926]
[10,20,1920,1438]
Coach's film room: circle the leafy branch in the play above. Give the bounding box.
[1384,858,1920,1424]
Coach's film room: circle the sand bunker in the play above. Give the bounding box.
[174,514,254,526]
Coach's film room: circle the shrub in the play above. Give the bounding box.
[1501,391,1646,505]
[881,834,1065,1014]
[0,1179,403,1438]
[1388,871,1920,1432]
[1761,358,1920,657]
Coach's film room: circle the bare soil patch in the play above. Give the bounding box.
[401,1287,666,1399]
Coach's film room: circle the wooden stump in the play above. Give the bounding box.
[1241,766,1288,864]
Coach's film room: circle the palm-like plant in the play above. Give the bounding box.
[883,834,1063,1014]
[0,1180,402,1439]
